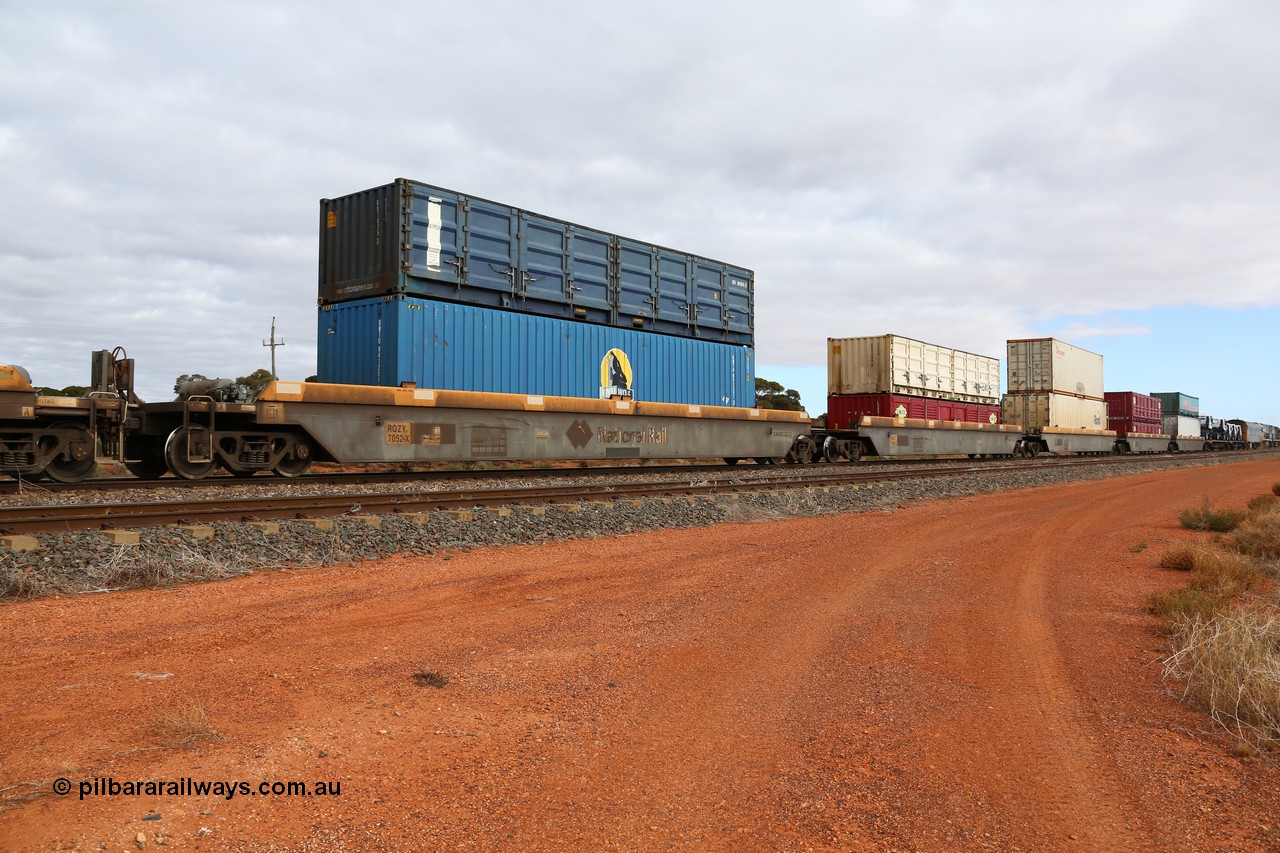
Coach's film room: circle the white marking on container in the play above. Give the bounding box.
[427,197,443,271]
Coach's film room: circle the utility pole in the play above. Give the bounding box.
[262,317,285,379]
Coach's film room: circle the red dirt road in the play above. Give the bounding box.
[2,459,1279,851]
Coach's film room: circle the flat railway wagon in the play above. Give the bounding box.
[0,354,134,482]
[3,351,807,482]
[1114,433,1177,454]
[801,417,1022,463]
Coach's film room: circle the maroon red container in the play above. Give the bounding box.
[1104,391,1162,422]
[826,393,1001,430]
[1108,418,1163,438]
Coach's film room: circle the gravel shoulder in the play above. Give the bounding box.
[1,457,1278,851]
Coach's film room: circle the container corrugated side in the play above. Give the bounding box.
[825,393,1001,430]
[319,178,754,345]
[1001,392,1107,432]
[826,334,1000,402]
[1108,418,1163,437]
[1151,392,1199,418]
[317,296,755,407]
[1006,338,1104,398]
[1161,414,1201,439]
[1104,391,1162,422]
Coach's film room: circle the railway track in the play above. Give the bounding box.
[0,454,1215,535]
[0,451,1207,495]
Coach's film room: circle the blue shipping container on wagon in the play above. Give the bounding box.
[318,178,754,345]
[318,296,755,407]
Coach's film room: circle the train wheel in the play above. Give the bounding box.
[274,439,313,478]
[787,436,817,464]
[164,426,216,480]
[823,437,840,463]
[723,458,741,465]
[42,422,97,484]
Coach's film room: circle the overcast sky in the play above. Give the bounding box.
[3,1,1278,424]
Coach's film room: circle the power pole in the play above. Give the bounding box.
[262,317,285,379]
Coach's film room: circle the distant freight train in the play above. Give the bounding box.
[3,180,1276,482]
[3,346,1275,483]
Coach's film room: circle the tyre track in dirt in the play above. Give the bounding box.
[1,460,1278,851]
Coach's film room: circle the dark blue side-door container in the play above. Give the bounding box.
[318,178,754,346]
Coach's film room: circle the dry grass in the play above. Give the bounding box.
[1163,608,1280,753]
[1187,551,1267,598]
[0,569,47,601]
[1179,497,1246,532]
[1272,481,1280,497]
[154,701,218,748]
[1232,511,1280,563]
[1157,545,1201,571]
[413,670,448,688]
[1246,494,1279,516]
[1148,588,1230,628]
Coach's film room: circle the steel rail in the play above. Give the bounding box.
[0,454,1214,535]
[0,450,1217,495]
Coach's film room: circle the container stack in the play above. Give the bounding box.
[1151,392,1200,439]
[825,334,1002,429]
[1001,338,1109,433]
[315,179,757,407]
[1103,391,1164,438]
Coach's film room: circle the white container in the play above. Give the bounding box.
[1162,414,1201,439]
[1006,338,1104,399]
[828,334,1001,403]
[1002,392,1108,432]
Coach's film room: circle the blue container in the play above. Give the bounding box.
[318,296,756,407]
[318,179,754,345]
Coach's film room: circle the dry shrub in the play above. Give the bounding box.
[1247,494,1279,516]
[413,670,448,688]
[0,568,47,601]
[1273,481,1280,497]
[1232,512,1280,562]
[1188,551,1266,598]
[1148,588,1228,629]
[1158,545,1201,571]
[1163,609,1280,753]
[1179,497,1246,532]
[154,701,218,748]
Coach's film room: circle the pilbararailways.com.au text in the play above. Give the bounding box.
[56,777,342,801]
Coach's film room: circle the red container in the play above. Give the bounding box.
[1104,391,1162,422]
[826,393,1001,430]
[1108,417,1163,438]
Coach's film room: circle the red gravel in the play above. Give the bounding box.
[1,458,1278,851]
